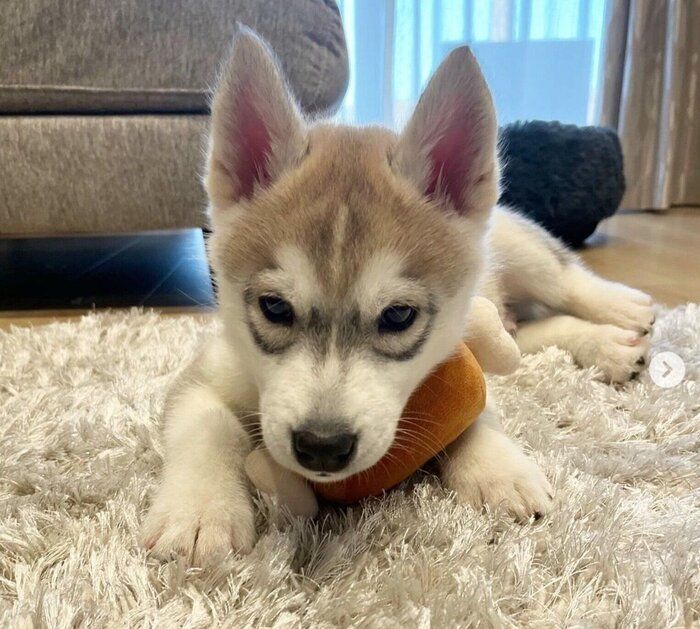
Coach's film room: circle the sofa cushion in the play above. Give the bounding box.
[0,0,348,114]
[0,115,208,234]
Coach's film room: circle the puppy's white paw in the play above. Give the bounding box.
[444,426,553,520]
[141,483,255,565]
[594,283,654,333]
[577,324,649,383]
[571,275,654,334]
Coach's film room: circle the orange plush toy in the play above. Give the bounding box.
[245,296,520,517]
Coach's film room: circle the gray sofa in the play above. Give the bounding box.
[0,0,348,235]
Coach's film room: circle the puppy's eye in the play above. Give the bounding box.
[378,305,418,333]
[259,295,294,326]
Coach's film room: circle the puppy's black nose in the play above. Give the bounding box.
[292,430,357,472]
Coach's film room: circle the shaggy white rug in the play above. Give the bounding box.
[1,306,698,627]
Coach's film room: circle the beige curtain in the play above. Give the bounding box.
[600,0,700,210]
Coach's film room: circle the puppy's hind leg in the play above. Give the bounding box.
[492,209,655,333]
[515,315,649,383]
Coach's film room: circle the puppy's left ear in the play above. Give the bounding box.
[206,26,306,210]
[393,46,499,218]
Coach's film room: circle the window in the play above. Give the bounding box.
[336,0,609,129]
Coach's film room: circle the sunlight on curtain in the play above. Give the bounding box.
[336,0,610,129]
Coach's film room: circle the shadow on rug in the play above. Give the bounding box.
[1,306,698,627]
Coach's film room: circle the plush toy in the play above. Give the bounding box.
[499,121,625,247]
[244,296,519,517]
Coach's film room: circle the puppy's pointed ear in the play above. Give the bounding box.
[206,27,306,209]
[393,47,499,217]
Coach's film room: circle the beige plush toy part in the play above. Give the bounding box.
[244,296,520,517]
[462,296,521,375]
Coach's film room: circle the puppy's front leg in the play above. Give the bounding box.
[441,402,553,519]
[141,382,255,565]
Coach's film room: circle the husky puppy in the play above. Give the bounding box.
[141,29,654,564]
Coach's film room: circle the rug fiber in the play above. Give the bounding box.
[1,306,698,627]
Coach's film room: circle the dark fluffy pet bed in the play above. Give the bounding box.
[498,121,625,247]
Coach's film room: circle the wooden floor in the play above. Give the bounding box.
[580,207,700,307]
[1,208,698,331]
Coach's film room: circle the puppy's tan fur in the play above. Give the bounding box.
[142,28,655,565]
[212,125,481,297]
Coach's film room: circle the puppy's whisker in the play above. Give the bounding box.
[396,427,446,450]
[393,433,443,459]
[394,434,444,456]
[399,416,444,428]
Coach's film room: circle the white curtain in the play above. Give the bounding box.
[337,0,610,129]
[337,0,700,210]
[601,0,700,210]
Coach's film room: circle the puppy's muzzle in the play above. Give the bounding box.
[292,428,357,472]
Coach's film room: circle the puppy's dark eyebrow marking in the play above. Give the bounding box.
[336,310,364,358]
[308,307,333,357]
[374,319,433,361]
[246,318,294,355]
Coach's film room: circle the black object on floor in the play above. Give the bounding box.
[0,229,215,310]
[498,120,625,248]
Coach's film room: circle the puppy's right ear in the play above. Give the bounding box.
[206,27,306,210]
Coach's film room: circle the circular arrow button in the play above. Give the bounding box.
[649,351,686,388]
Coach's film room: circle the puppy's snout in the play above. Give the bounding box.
[292,429,357,472]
